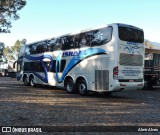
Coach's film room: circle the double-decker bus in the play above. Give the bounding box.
[17,23,144,95]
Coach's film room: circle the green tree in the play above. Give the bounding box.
[3,39,25,61]
[3,46,11,60]
[0,42,5,55]
[0,0,26,33]
[13,39,26,52]
[0,42,5,62]
[13,40,21,52]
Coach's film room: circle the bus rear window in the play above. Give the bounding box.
[120,53,143,66]
[118,26,144,43]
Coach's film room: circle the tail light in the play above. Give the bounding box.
[113,66,118,80]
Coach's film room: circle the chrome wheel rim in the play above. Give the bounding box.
[79,83,86,94]
[24,78,28,85]
[31,79,34,86]
[67,82,73,92]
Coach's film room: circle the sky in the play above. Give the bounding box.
[0,0,160,47]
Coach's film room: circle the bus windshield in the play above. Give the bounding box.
[118,26,144,43]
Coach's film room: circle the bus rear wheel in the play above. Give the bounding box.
[23,76,29,86]
[30,76,36,87]
[78,79,88,96]
[65,78,76,94]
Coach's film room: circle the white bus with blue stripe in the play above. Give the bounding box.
[17,23,144,95]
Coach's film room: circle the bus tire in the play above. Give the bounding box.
[78,79,88,96]
[30,76,36,87]
[65,78,75,94]
[23,76,29,86]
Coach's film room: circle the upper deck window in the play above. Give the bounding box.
[91,26,112,46]
[61,36,74,50]
[74,32,91,48]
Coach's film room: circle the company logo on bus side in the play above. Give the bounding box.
[127,42,138,45]
[62,50,87,57]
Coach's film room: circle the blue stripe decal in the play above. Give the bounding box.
[18,48,107,84]
[56,48,107,83]
[24,54,53,83]
[25,54,53,61]
[124,46,140,55]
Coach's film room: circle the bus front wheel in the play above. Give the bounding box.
[65,78,76,94]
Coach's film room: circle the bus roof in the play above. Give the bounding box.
[25,23,143,45]
[116,23,143,31]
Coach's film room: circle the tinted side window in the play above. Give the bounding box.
[30,44,37,54]
[74,34,81,48]
[24,62,30,71]
[46,40,53,52]
[91,27,112,46]
[53,38,61,51]
[35,62,44,72]
[75,32,91,48]
[44,61,51,71]
[24,62,44,72]
[61,36,74,50]
[41,41,50,52]
[60,60,66,72]
[36,44,43,54]
[49,38,56,51]
[51,60,66,73]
